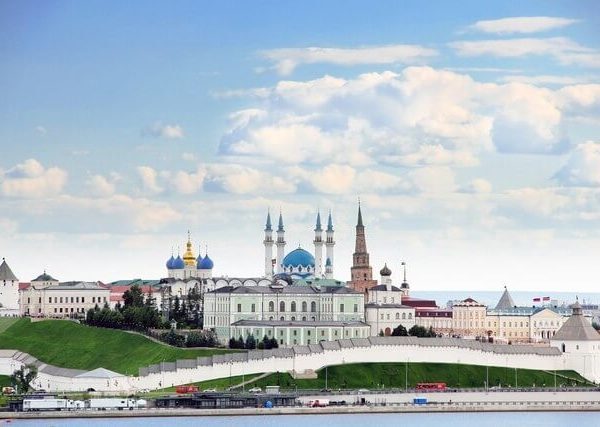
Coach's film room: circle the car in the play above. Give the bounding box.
[248,387,262,393]
[357,388,370,394]
[203,388,217,393]
[86,388,96,392]
[320,388,332,392]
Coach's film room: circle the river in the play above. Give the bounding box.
[4,412,599,427]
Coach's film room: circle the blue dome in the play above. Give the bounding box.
[282,248,315,268]
[199,254,214,270]
[196,254,204,269]
[172,255,185,269]
[166,255,175,269]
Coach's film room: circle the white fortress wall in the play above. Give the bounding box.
[2,337,597,392]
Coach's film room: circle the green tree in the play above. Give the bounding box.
[392,325,408,336]
[245,335,257,350]
[123,285,145,308]
[11,364,38,394]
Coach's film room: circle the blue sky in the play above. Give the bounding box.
[1,1,600,293]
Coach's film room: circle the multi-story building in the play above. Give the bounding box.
[451,298,487,337]
[203,280,368,346]
[364,264,415,336]
[20,272,110,318]
[416,308,453,334]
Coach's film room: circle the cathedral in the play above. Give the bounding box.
[263,211,335,280]
[165,232,214,280]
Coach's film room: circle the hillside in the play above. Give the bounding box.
[0,318,233,375]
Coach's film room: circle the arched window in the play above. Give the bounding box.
[302,301,307,312]
[269,301,274,312]
[280,301,285,312]
[302,316,306,321]
[396,313,400,320]
[280,316,285,321]
[291,301,297,312]
[402,313,406,320]
[408,313,412,319]
[311,301,317,312]
[269,316,273,321]
[291,316,296,321]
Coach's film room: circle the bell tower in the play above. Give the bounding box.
[347,202,377,293]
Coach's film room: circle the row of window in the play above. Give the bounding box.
[380,312,413,320]
[237,301,360,314]
[25,296,107,304]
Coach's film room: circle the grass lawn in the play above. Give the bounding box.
[246,362,591,390]
[0,375,10,388]
[0,318,235,376]
[0,318,18,333]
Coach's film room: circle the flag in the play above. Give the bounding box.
[533,297,541,302]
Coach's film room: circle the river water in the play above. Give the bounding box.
[5,412,599,427]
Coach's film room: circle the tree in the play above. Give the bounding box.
[11,364,38,394]
[123,285,145,308]
[245,335,257,350]
[392,325,408,336]
[408,325,436,338]
[269,337,279,349]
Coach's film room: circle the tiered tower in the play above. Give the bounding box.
[264,211,274,278]
[313,212,324,277]
[276,212,286,274]
[325,211,335,278]
[347,203,377,293]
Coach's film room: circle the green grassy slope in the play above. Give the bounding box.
[0,375,10,388]
[0,318,18,333]
[0,319,233,375]
[249,363,590,390]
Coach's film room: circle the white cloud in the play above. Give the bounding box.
[261,44,438,75]
[86,174,118,197]
[137,166,163,194]
[499,75,598,85]
[468,17,579,34]
[141,122,184,139]
[0,159,68,198]
[449,37,600,68]
[460,178,493,194]
[204,164,296,195]
[555,141,600,186]
[35,126,47,136]
[409,167,456,193]
[169,167,206,194]
[181,153,196,162]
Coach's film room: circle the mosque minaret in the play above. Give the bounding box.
[275,212,286,275]
[263,211,274,279]
[313,212,324,277]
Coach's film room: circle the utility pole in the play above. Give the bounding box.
[405,359,408,392]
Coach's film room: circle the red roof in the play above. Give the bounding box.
[401,297,438,308]
[19,282,30,290]
[109,285,155,302]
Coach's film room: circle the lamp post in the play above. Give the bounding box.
[405,358,409,392]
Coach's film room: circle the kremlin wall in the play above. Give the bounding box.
[2,204,600,391]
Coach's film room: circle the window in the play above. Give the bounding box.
[251,303,255,313]
[60,297,63,303]
[383,297,387,303]
[76,297,79,303]
[268,330,272,335]
[302,316,306,321]
[408,313,412,319]
[354,304,358,313]
[48,297,52,303]
[293,330,297,336]
[237,304,242,312]
[82,297,85,303]
[321,330,325,336]
[302,301,307,312]
[340,304,344,313]
[386,314,390,320]
[269,316,273,321]
[280,330,284,336]
[396,313,400,320]
[291,316,296,321]
[70,297,74,303]
[269,301,274,312]
[280,301,285,312]
[92,297,95,303]
[311,301,317,312]
[280,316,284,321]
[291,301,297,312]
[307,330,311,336]
[402,313,406,320]
[380,314,384,320]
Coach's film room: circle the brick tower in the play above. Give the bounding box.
[348,203,377,293]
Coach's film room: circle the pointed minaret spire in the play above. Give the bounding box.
[265,210,272,231]
[402,261,407,283]
[327,210,333,231]
[277,211,284,232]
[357,199,364,228]
[315,211,322,231]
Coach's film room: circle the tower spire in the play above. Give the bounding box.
[348,201,375,293]
[327,210,333,231]
[357,200,363,228]
[265,210,272,231]
[315,211,322,231]
[277,211,284,232]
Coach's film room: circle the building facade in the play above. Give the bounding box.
[20,272,110,318]
[0,258,19,316]
[203,281,365,346]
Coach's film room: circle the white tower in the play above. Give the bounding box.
[325,211,335,277]
[264,211,274,278]
[276,212,286,274]
[325,257,333,279]
[313,212,324,277]
[0,258,19,313]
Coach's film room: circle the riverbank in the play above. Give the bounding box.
[3,400,600,420]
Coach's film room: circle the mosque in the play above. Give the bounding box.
[164,211,335,282]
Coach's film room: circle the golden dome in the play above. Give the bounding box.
[183,231,196,267]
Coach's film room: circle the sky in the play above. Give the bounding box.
[1,1,600,293]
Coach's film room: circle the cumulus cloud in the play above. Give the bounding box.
[203,164,296,194]
[460,178,493,194]
[137,166,163,194]
[261,44,438,75]
[220,66,597,165]
[0,159,68,198]
[555,141,600,186]
[86,173,120,197]
[169,167,206,194]
[468,17,579,34]
[409,167,456,193]
[141,122,184,139]
[498,75,598,85]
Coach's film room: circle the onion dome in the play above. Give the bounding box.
[166,255,176,269]
[32,271,57,282]
[380,263,392,276]
[282,248,315,268]
[172,255,185,269]
[199,254,214,270]
[182,233,196,267]
[196,254,204,269]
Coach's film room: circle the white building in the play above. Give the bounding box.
[203,280,366,346]
[364,264,415,336]
[20,272,110,318]
[0,258,19,316]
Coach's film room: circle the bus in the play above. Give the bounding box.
[416,382,446,390]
